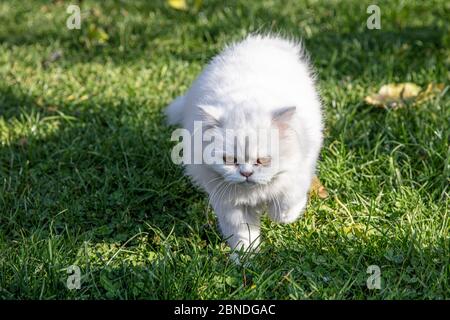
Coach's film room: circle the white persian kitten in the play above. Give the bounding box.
[165,35,323,255]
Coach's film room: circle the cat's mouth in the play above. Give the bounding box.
[226,178,257,186]
[223,176,270,186]
[241,178,269,187]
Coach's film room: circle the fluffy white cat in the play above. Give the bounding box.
[165,34,323,256]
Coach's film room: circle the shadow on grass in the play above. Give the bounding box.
[0,87,228,299]
[0,87,213,245]
[307,26,447,82]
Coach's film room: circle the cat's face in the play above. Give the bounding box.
[209,128,278,185]
[199,105,296,186]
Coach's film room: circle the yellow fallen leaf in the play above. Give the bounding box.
[365,83,445,109]
[309,176,328,199]
[365,83,421,109]
[415,83,445,104]
[168,0,188,10]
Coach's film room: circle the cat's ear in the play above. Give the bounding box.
[198,104,222,127]
[272,106,296,124]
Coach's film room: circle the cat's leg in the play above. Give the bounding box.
[214,203,261,252]
[267,188,308,224]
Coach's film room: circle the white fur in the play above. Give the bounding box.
[165,34,323,255]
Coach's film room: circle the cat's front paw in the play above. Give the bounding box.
[268,197,307,224]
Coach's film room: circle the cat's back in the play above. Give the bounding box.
[194,35,313,102]
[222,35,302,64]
[208,35,308,81]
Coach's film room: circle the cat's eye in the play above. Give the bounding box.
[223,155,237,165]
[256,157,271,166]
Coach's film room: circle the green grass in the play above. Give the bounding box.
[0,0,449,299]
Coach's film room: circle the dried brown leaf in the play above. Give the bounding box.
[365,82,445,109]
[309,176,328,199]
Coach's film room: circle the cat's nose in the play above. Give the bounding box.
[239,164,253,178]
[239,170,253,178]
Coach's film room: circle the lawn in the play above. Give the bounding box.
[0,0,448,299]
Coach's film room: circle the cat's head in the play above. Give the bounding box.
[198,104,297,186]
